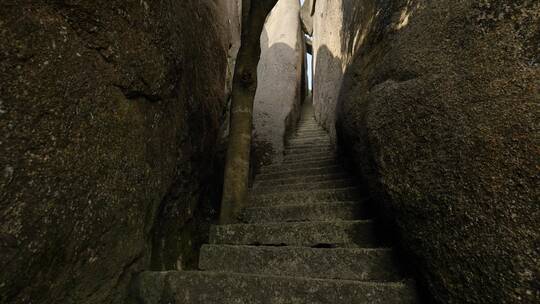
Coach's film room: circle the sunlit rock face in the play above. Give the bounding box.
[310,0,363,142]
[300,0,314,36]
[253,0,306,167]
[311,0,539,303]
[0,1,240,303]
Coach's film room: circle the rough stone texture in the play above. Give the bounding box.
[241,201,369,223]
[311,0,349,141]
[0,1,239,303]
[310,0,540,303]
[300,0,315,36]
[261,159,340,173]
[132,271,417,304]
[255,178,356,194]
[251,187,363,206]
[252,0,306,167]
[199,245,400,281]
[257,165,342,180]
[210,220,377,247]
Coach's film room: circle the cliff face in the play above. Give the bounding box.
[310,0,363,142]
[311,0,343,141]
[310,0,540,303]
[0,1,239,303]
[252,0,306,167]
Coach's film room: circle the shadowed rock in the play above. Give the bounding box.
[311,0,539,303]
[0,1,240,302]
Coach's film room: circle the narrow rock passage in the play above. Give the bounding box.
[133,103,419,303]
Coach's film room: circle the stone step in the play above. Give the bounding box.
[289,134,329,140]
[287,141,332,149]
[294,131,328,137]
[254,178,356,194]
[254,172,349,188]
[291,134,329,140]
[288,139,330,146]
[295,128,325,134]
[287,140,332,147]
[260,159,340,173]
[133,271,417,304]
[285,146,334,155]
[199,245,401,281]
[241,201,370,223]
[210,220,377,247]
[250,187,363,206]
[256,165,344,181]
[283,151,337,162]
[285,143,333,150]
[288,137,331,144]
[282,155,337,164]
[297,121,320,126]
[292,128,322,138]
[295,126,326,131]
[292,126,325,131]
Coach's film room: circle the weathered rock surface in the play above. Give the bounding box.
[199,245,400,281]
[132,271,417,304]
[310,0,351,141]
[0,1,239,303]
[311,0,539,303]
[210,220,378,247]
[300,0,315,36]
[252,0,306,167]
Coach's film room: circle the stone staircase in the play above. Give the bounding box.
[132,104,419,303]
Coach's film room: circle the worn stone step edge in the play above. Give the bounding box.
[288,138,331,144]
[241,201,370,223]
[294,126,326,131]
[300,121,317,124]
[199,245,401,282]
[283,151,334,158]
[250,188,365,207]
[287,139,331,146]
[289,131,330,141]
[295,128,324,133]
[253,172,349,188]
[285,144,333,151]
[293,129,328,135]
[254,179,356,194]
[291,134,329,140]
[286,143,333,150]
[209,220,378,247]
[256,166,344,181]
[296,130,323,133]
[283,152,338,162]
[285,147,334,155]
[132,271,417,304]
[251,186,361,199]
[297,122,321,126]
[259,159,340,173]
[282,155,337,164]
[261,157,341,173]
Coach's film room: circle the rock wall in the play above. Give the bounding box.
[300,0,314,36]
[310,0,539,303]
[252,0,306,167]
[310,0,364,142]
[0,1,240,303]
